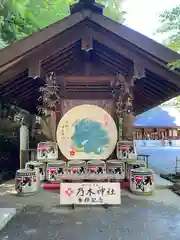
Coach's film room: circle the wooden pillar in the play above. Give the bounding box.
[123,113,136,140]
[81,27,93,76]
[157,128,160,140]
[28,60,41,78]
[40,111,56,142]
[20,125,29,169]
[123,61,145,140]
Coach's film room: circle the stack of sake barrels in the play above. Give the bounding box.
[116,140,155,195]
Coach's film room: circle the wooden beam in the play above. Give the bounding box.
[133,100,147,109]
[94,49,131,72]
[143,86,163,99]
[81,27,93,52]
[0,64,29,85]
[135,83,163,100]
[84,62,92,75]
[0,25,85,84]
[0,11,90,68]
[56,61,85,76]
[62,91,112,99]
[1,80,31,97]
[89,28,180,87]
[15,88,40,103]
[96,58,120,74]
[0,71,28,90]
[94,52,128,73]
[89,12,180,63]
[56,76,116,83]
[59,60,114,76]
[145,80,175,95]
[43,50,75,70]
[90,62,115,75]
[133,61,145,79]
[66,89,109,92]
[46,56,76,73]
[94,62,116,75]
[135,92,154,104]
[146,70,179,91]
[2,80,42,99]
[42,42,78,65]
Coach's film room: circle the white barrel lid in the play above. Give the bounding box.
[27,161,43,166]
[128,160,146,165]
[47,160,66,165]
[107,160,124,164]
[68,160,86,165]
[16,169,36,175]
[87,160,105,165]
[131,167,154,174]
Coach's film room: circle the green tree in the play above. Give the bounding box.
[0,0,126,47]
[97,0,126,22]
[157,5,180,69]
[0,0,39,44]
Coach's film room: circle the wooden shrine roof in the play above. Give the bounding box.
[0,0,180,114]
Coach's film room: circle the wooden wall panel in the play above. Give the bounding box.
[60,99,114,118]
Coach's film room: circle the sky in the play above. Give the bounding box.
[123,0,179,43]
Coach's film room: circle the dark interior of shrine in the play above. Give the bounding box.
[0,0,180,116]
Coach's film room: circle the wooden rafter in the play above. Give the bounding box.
[56,76,115,83]
[0,2,180,114]
[88,12,180,63]
[88,27,180,87]
[0,11,90,68]
[0,25,85,84]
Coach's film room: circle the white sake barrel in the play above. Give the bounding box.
[130,167,155,195]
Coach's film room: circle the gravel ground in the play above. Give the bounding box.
[0,196,180,240]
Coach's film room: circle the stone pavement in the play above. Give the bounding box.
[0,180,180,240]
[0,195,180,240]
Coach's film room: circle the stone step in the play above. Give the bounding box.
[155,174,173,189]
[0,208,16,231]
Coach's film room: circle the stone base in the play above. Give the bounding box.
[131,190,153,196]
[16,192,38,197]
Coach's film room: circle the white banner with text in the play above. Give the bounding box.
[60,182,121,205]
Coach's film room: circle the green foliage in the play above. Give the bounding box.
[0,0,126,47]
[0,0,38,44]
[0,38,7,49]
[97,0,126,22]
[157,5,180,69]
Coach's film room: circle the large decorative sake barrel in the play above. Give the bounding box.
[87,160,106,175]
[126,160,146,180]
[67,160,86,175]
[106,159,125,180]
[25,161,46,181]
[130,167,155,195]
[56,104,117,160]
[37,141,58,161]
[46,160,66,182]
[15,169,40,196]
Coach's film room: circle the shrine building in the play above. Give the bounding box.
[134,106,180,140]
[0,0,180,164]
